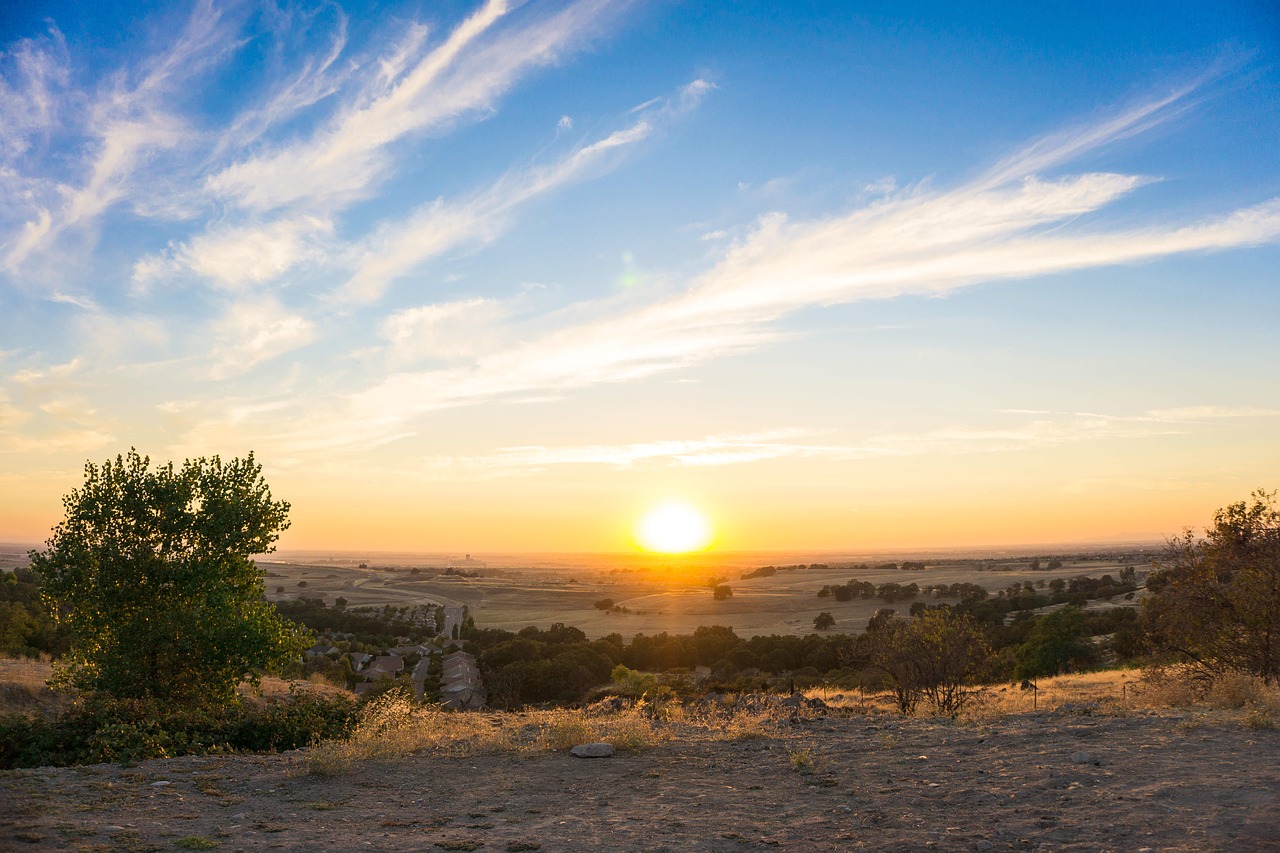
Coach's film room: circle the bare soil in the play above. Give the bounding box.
[4,707,1277,852]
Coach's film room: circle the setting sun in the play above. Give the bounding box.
[636,500,714,553]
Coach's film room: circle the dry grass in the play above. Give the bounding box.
[0,656,67,717]
[662,703,778,741]
[306,692,668,777]
[962,669,1141,721]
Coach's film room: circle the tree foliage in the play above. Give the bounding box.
[866,609,990,717]
[1142,489,1280,683]
[29,450,308,705]
[1013,605,1097,680]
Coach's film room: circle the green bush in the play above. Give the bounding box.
[0,691,358,768]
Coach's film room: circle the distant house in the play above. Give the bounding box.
[438,650,484,710]
[447,553,487,569]
[366,655,405,678]
[394,644,435,658]
[348,652,373,670]
[306,643,338,659]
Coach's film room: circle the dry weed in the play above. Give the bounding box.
[1133,668,1200,708]
[1205,672,1267,710]
[787,745,816,775]
[307,693,665,776]
[1242,708,1276,731]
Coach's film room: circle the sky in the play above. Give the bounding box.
[1,0,1278,554]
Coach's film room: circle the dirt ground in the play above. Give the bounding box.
[4,706,1277,852]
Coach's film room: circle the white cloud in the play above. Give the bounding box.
[381,297,512,363]
[206,0,620,213]
[270,87,1280,450]
[0,25,69,160]
[135,216,334,292]
[338,111,664,302]
[455,428,849,470]
[384,407,1207,480]
[2,0,234,270]
[209,298,317,379]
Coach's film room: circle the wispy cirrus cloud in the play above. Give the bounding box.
[206,0,624,213]
[3,0,238,271]
[382,406,1212,480]
[133,215,335,293]
[340,79,707,302]
[277,86,1280,450]
[208,297,317,380]
[445,428,863,471]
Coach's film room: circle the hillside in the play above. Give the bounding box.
[3,687,1277,851]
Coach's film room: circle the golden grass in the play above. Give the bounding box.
[0,656,53,689]
[305,692,669,777]
[0,656,67,717]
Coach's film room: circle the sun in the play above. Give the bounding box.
[636,500,714,553]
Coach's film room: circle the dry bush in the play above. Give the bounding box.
[1243,708,1276,730]
[1133,668,1200,708]
[1205,671,1267,710]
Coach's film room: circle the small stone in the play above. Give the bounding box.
[570,742,615,758]
[1070,752,1093,765]
[104,826,126,832]
[231,813,248,821]
[151,781,171,787]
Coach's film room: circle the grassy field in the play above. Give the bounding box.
[259,551,1149,638]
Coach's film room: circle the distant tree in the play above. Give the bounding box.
[1142,490,1280,683]
[334,597,348,609]
[29,450,307,706]
[1014,606,1097,679]
[813,612,836,631]
[713,584,733,601]
[594,598,615,611]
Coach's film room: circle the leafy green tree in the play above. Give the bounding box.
[1142,490,1280,683]
[813,612,836,631]
[713,584,733,600]
[29,450,308,706]
[1014,606,1096,680]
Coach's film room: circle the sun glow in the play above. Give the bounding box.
[636,500,714,553]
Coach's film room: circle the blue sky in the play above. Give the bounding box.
[2,0,1278,551]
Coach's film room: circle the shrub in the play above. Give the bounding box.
[0,691,357,769]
